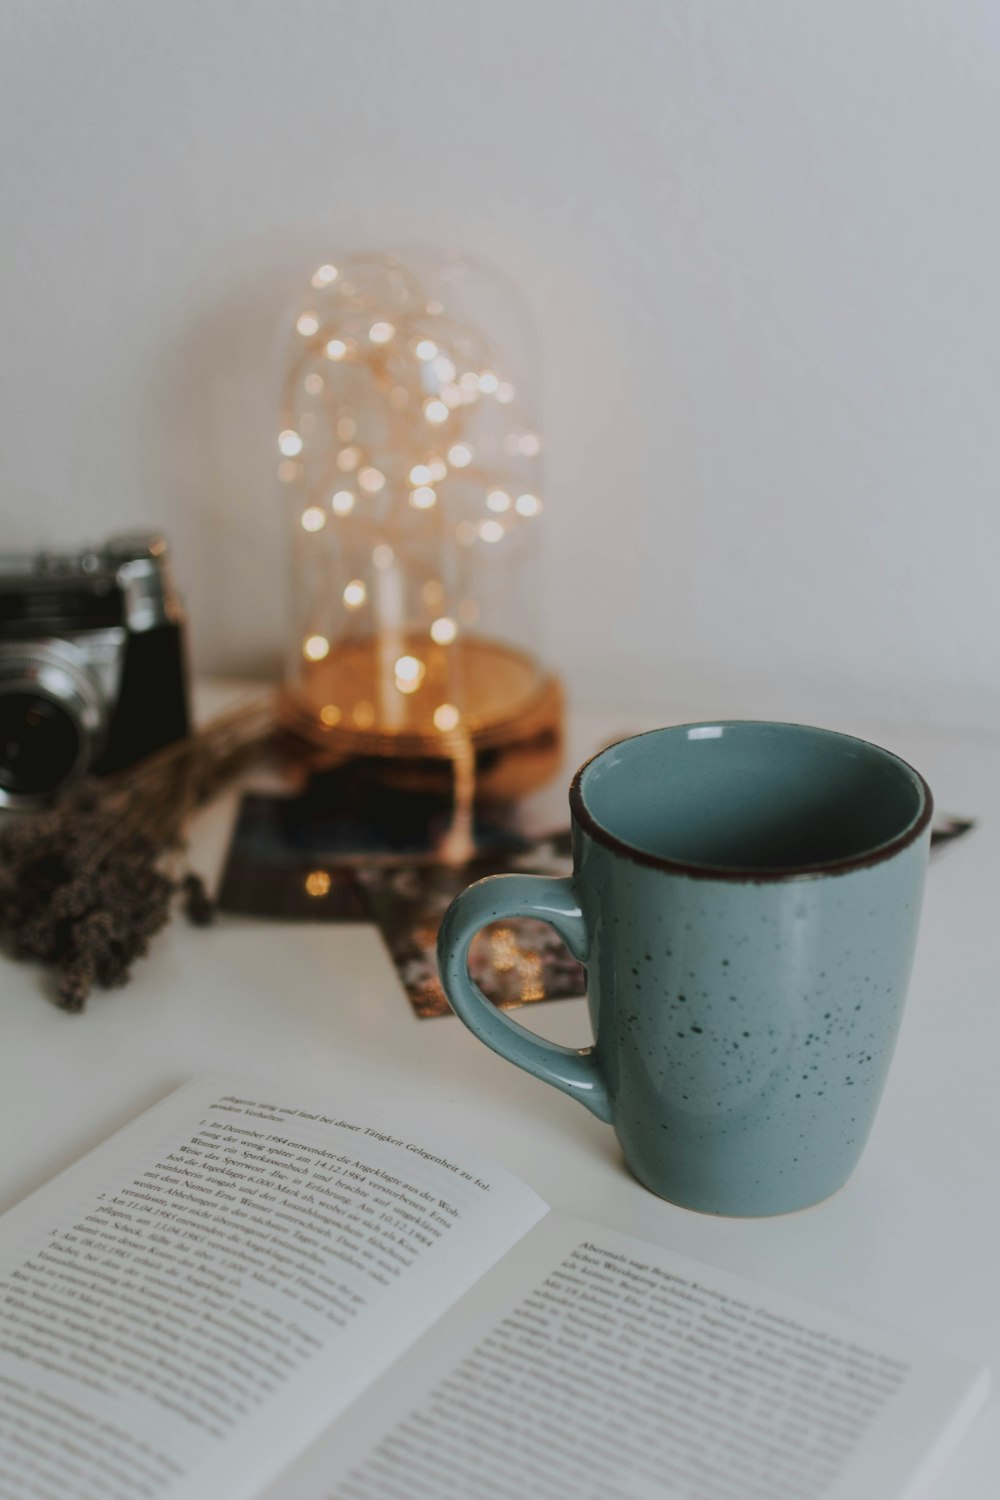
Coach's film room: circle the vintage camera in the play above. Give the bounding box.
[0,533,189,807]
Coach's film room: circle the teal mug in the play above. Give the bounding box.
[438,722,933,1216]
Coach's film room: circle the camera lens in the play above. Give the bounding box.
[0,691,84,798]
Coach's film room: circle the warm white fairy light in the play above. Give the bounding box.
[358,466,385,494]
[433,703,460,732]
[430,616,458,645]
[303,634,330,661]
[282,254,547,743]
[394,655,425,693]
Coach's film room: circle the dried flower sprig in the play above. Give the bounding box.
[0,699,274,1010]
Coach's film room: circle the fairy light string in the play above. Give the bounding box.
[279,252,543,731]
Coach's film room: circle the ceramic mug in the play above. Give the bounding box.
[437,722,933,1216]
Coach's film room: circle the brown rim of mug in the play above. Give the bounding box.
[568,723,935,883]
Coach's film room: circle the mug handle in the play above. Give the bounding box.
[437,873,612,1124]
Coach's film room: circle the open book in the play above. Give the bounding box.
[0,1080,988,1500]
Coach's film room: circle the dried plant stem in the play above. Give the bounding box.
[0,698,275,1011]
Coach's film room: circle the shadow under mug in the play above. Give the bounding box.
[437,722,933,1216]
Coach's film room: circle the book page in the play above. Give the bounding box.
[267,1214,990,1500]
[0,1079,547,1500]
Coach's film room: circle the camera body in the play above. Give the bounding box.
[0,533,189,807]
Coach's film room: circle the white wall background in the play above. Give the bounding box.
[2,0,999,728]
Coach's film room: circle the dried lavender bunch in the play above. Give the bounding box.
[0,700,273,1011]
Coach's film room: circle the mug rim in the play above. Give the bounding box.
[569,720,934,882]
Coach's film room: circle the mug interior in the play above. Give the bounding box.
[575,722,930,874]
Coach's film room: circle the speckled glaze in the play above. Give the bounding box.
[438,722,933,1217]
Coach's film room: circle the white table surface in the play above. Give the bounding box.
[1,693,997,1497]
